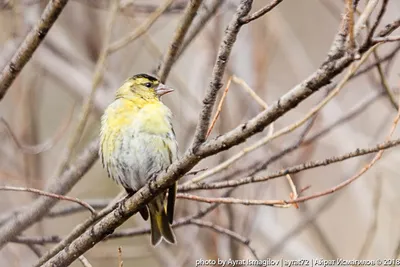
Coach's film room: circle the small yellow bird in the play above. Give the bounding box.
[99,73,177,246]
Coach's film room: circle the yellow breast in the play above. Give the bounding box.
[100,98,173,160]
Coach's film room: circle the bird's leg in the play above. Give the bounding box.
[124,187,149,221]
[124,187,135,197]
[148,172,159,195]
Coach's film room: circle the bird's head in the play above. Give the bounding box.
[116,73,174,102]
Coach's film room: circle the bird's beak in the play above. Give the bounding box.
[155,83,174,97]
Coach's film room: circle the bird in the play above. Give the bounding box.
[99,73,178,246]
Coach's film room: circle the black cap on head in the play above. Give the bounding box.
[132,73,159,82]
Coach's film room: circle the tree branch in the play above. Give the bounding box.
[191,0,254,148]
[240,0,284,24]
[157,0,204,82]
[0,0,70,101]
[0,139,99,248]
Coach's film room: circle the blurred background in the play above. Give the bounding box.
[0,0,400,266]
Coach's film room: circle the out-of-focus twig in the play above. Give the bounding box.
[34,191,125,267]
[303,91,384,146]
[354,0,380,38]
[118,247,123,267]
[0,138,99,249]
[376,19,400,38]
[55,0,119,175]
[107,0,174,53]
[367,0,389,40]
[345,0,355,50]
[0,103,75,154]
[357,176,383,259]
[176,0,225,59]
[206,76,232,138]
[78,255,93,267]
[373,50,398,110]
[157,0,204,82]
[0,0,70,101]
[189,219,260,260]
[0,186,96,214]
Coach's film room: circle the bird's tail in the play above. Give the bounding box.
[149,197,176,246]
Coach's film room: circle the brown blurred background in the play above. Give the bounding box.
[0,0,400,266]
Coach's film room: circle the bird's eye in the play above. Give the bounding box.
[144,82,152,88]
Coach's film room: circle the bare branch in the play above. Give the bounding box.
[191,0,254,147]
[0,186,96,214]
[107,0,174,53]
[0,139,99,249]
[180,138,400,192]
[34,192,125,267]
[157,0,204,82]
[55,0,119,175]
[0,103,75,154]
[0,0,70,101]
[176,0,225,59]
[206,76,232,138]
[189,219,260,260]
[240,0,284,24]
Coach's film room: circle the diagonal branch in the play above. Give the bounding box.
[191,0,254,148]
[0,186,96,214]
[0,0,70,101]
[0,139,99,248]
[240,0,284,24]
[157,0,204,82]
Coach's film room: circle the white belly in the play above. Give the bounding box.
[104,131,177,191]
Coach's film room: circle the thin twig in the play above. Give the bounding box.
[54,0,119,175]
[189,219,260,260]
[373,35,400,43]
[240,0,283,24]
[373,49,398,109]
[357,176,383,259]
[0,186,96,214]
[34,191,125,267]
[232,75,273,135]
[367,0,389,41]
[176,0,225,59]
[118,247,123,267]
[286,174,299,209]
[0,138,99,249]
[179,138,400,192]
[78,255,93,267]
[206,76,232,138]
[0,103,75,154]
[0,0,70,101]
[345,0,355,50]
[107,0,174,53]
[303,91,384,146]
